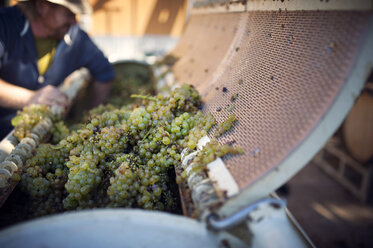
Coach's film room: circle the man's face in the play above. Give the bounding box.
[39,1,76,40]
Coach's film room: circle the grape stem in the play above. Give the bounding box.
[130,94,158,101]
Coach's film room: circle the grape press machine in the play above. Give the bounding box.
[0,0,372,247]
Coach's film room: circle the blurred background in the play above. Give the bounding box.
[5,0,190,61]
[82,0,190,62]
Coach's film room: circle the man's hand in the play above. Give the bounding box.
[0,79,68,110]
[90,81,113,108]
[28,85,69,108]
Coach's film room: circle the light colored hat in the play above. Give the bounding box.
[17,0,92,15]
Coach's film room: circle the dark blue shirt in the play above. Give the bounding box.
[0,6,115,138]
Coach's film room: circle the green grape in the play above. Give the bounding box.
[11,104,56,140]
[9,82,243,222]
[214,113,237,137]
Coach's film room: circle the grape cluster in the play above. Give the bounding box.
[11,104,69,144]
[182,140,243,178]
[50,121,69,144]
[11,104,55,140]
[20,143,69,216]
[13,83,241,218]
[153,54,179,67]
[214,113,237,137]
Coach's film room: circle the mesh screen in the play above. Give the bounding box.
[172,12,246,87]
[172,11,372,191]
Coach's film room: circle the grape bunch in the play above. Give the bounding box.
[11,104,55,140]
[214,113,237,137]
[12,83,241,218]
[153,54,179,67]
[11,104,69,144]
[20,143,69,216]
[181,139,243,179]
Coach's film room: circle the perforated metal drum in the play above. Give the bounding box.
[171,0,373,217]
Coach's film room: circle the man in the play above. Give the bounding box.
[0,0,115,139]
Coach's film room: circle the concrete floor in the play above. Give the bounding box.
[285,161,373,248]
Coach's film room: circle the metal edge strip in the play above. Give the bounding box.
[197,136,239,202]
[245,0,373,11]
[191,0,373,14]
[217,15,373,217]
[207,157,240,197]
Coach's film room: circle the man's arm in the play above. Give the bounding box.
[0,78,69,109]
[74,28,114,109]
[90,80,113,108]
